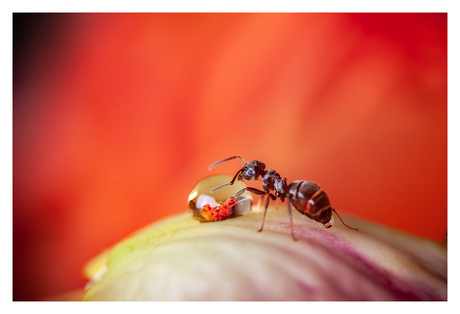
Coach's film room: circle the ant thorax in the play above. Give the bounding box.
[261,169,282,190]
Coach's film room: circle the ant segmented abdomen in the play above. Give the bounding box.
[288,181,333,225]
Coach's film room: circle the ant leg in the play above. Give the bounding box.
[246,187,277,199]
[232,187,248,199]
[258,195,270,233]
[218,187,248,207]
[224,186,279,234]
[287,199,297,241]
[222,187,274,207]
[234,185,277,202]
[257,195,265,210]
[257,192,277,233]
[332,207,359,231]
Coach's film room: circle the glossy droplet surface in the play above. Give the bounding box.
[188,174,253,222]
[320,216,334,229]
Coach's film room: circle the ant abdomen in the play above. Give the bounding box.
[288,181,334,226]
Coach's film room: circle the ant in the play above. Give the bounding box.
[208,156,358,241]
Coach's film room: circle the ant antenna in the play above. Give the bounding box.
[332,207,359,231]
[210,169,243,193]
[208,156,246,170]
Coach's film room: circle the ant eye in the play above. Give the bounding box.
[188,175,253,222]
[247,169,255,176]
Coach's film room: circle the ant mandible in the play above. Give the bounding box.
[208,156,358,241]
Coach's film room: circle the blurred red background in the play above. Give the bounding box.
[13,13,447,300]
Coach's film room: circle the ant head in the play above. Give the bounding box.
[208,156,266,192]
[239,161,265,181]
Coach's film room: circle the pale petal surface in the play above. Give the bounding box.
[83,208,447,301]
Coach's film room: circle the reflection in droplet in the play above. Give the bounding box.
[188,175,253,222]
[320,216,334,229]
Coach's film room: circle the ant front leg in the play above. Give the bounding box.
[224,186,277,234]
[248,188,276,233]
[218,186,267,207]
[257,195,265,210]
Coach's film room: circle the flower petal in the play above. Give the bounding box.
[83,208,446,301]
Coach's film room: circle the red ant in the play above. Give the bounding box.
[209,156,358,241]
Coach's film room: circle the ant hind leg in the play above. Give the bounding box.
[287,199,297,241]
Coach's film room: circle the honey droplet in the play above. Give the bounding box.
[188,174,253,222]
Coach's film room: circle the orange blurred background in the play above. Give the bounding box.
[13,13,447,300]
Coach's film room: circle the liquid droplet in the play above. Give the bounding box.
[320,216,334,229]
[188,174,253,222]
